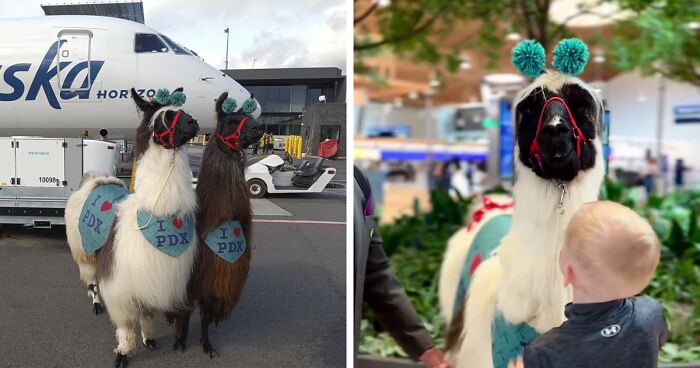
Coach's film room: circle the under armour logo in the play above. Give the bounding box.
[601,324,621,337]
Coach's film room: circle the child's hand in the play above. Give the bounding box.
[419,347,452,368]
[508,356,524,368]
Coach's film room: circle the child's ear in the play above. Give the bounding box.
[562,264,575,287]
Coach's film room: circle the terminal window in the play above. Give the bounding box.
[135,34,168,53]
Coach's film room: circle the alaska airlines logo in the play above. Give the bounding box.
[0,41,158,110]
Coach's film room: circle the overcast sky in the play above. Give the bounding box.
[0,0,346,72]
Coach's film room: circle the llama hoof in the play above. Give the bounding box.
[202,341,218,359]
[143,339,158,350]
[173,338,186,352]
[93,303,103,315]
[114,353,128,368]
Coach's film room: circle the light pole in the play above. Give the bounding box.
[224,28,230,70]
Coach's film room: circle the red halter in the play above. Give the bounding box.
[215,116,249,152]
[153,111,183,149]
[529,96,589,167]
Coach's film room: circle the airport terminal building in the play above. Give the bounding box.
[223,67,346,137]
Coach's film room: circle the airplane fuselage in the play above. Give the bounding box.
[0,16,258,138]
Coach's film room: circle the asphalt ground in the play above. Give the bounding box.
[0,176,346,367]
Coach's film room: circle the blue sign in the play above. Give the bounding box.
[203,220,247,264]
[78,184,129,255]
[366,124,412,138]
[499,99,514,180]
[0,41,158,109]
[379,151,487,162]
[136,210,195,257]
[674,105,700,124]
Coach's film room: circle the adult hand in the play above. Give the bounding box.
[419,347,452,368]
[508,356,525,368]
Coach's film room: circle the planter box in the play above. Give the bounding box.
[357,355,700,368]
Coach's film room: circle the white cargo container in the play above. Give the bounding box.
[0,137,120,227]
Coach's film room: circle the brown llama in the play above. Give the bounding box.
[167,91,261,357]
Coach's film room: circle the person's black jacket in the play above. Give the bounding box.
[353,166,433,361]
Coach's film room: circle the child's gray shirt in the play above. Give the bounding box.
[523,296,668,368]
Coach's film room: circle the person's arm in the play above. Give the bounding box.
[356,166,450,367]
[363,225,435,361]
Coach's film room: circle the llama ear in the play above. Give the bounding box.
[215,92,229,117]
[131,88,153,112]
[552,38,589,76]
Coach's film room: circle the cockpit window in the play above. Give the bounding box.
[159,34,191,55]
[134,33,168,53]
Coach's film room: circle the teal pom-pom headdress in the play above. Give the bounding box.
[221,98,238,114]
[512,40,546,78]
[552,38,589,76]
[242,98,257,115]
[155,88,171,105]
[154,88,187,107]
[169,91,186,107]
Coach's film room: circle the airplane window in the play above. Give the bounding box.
[134,33,168,53]
[159,34,192,55]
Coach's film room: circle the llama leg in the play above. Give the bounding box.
[140,310,158,350]
[172,311,191,352]
[87,284,103,315]
[114,320,136,368]
[79,262,103,314]
[199,302,217,358]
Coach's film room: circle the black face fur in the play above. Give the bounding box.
[214,92,262,150]
[131,87,200,158]
[515,83,599,182]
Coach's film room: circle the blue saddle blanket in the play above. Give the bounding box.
[492,313,540,368]
[203,220,247,264]
[79,184,129,255]
[136,210,195,257]
[453,214,512,316]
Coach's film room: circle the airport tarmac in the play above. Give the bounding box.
[0,162,346,367]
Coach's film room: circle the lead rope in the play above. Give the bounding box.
[557,182,568,214]
[135,150,176,230]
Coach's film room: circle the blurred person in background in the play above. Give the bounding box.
[354,166,452,368]
[252,135,260,155]
[263,133,271,154]
[268,133,275,153]
[675,158,691,190]
[641,156,660,197]
[471,162,487,194]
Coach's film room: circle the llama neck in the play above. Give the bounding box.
[133,142,197,216]
[195,141,252,236]
[509,140,604,243]
[497,140,604,328]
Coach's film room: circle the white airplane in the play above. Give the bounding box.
[0,15,260,138]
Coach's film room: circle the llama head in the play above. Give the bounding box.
[213,92,262,152]
[512,39,602,182]
[131,87,200,156]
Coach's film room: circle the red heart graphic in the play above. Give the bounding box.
[100,200,112,212]
[233,227,241,238]
[469,253,482,276]
[172,218,183,229]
